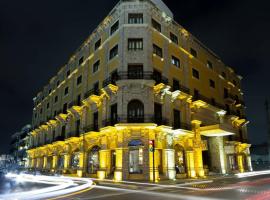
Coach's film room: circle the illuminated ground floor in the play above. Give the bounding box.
[27,123,252,181]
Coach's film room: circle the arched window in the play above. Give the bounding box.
[88,146,100,174]
[128,140,144,174]
[127,100,144,123]
[174,145,186,174]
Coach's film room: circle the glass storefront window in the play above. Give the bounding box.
[88,146,100,174]
[128,140,144,174]
[71,153,80,169]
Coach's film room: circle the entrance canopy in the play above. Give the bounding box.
[200,124,237,137]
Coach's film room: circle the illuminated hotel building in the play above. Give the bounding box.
[27,0,252,181]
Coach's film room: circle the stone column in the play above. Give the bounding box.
[149,150,159,182]
[98,150,110,179]
[163,149,176,180]
[192,120,204,177]
[43,156,48,169]
[114,148,123,181]
[209,137,226,174]
[186,150,196,178]
[245,148,253,172]
[52,155,58,171]
[64,154,71,173]
[77,152,85,177]
[237,154,244,173]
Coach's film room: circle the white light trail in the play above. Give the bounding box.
[236,170,270,178]
[1,173,93,200]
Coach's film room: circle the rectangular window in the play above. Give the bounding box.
[57,80,60,87]
[63,103,68,114]
[128,13,143,24]
[76,120,80,137]
[209,79,215,88]
[61,126,66,138]
[173,79,180,91]
[95,39,101,50]
[66,70,70,77]
[109,45,118,60]
[93,60,100,73]
[152,19,161,32]
[64,87,69,95]
[128,38,143,50]
[153,69,162,84]
[55,96,58,103]
[110,20,119,35]
[93,112,99,131]
[47,103,50,109]
[77,75,82,85]
[77,94,81,106]
[170,32,178,44]
[194,89,199,100]
[222,72,227,79]
[224,88,229,98]
[207,60,213,69]
[79,56,84,65]
[190,48,197,58]
[93,81,99,95]
[192,68,200,79]
[173,109,181,129]
[171,56,180,67]
[153,44,163,57]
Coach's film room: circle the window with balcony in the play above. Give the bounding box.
[154,103,162,125]
[172,56,180,68]
[93,60,100,73]
[110,20,119,35]
[93,112,99,131]
[61,125,66,138]
[152,19,161,32]
[77,94,81,106]
[170,32,178,44]
[128,64,143,79]
[173,109,181,129]
[109,45,118,60]
[128,13,143,24]
[153,69,162,84]
[153,44,163,57]
[110,103,118,125]
[66,70,70,77]
[128,38,143,50]
[93,81,99,95]
[63,103,68,114]
[190,48,197,58]
[54,96,58,103]
[76,120,80,137]
[95,39,101,50]
[128,100,144,123]
[192,68,200,79]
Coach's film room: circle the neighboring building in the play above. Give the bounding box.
[10,124,32,169]
[251,143,269,170]
[27,0,251,181]
[0,154,14,171]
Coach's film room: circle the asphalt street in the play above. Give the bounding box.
[52,174,270,200]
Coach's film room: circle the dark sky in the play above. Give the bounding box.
[0,0,269,154]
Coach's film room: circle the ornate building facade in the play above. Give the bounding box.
[27,0,252,181]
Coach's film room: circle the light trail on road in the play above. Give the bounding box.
[1,173,94,200]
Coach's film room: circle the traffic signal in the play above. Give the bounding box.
[149,140,155,152]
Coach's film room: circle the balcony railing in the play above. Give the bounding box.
[102,71,169,87]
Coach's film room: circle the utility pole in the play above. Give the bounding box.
[265,99,270,163]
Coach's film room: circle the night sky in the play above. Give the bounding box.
[0,0,269,154]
